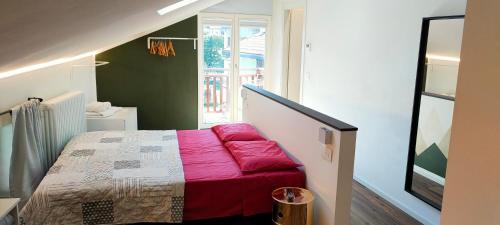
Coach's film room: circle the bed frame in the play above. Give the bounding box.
[242,84,357,225]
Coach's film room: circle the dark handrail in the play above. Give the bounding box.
[243,84,358,132]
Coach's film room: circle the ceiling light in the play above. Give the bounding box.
[0,51,97,80]
[426,54,461,62]
[157,0,199,15]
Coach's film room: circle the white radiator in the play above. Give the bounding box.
[41,91,86,166]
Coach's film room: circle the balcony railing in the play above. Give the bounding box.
[203,68,263,114]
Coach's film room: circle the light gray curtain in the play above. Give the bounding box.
[9,100,47,206]
[0,114,14,197]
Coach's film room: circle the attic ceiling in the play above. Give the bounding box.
[427,19,464,58]
[0,0,223,73]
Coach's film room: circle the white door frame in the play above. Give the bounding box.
[279,2,307,103]
[197,13,272,129]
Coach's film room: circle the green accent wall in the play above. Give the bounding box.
[96,16,198,130]
[415,143,448,178]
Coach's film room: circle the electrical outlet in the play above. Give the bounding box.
[321,144,333,162]
[319,127,333,144]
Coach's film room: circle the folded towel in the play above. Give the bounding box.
[86,102,112,113]
[0,214,14,225]
[86,107,121,118]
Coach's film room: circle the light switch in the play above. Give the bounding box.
[321,144,333,162]
[319,127,333,144]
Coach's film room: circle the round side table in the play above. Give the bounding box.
[272,187,314,225]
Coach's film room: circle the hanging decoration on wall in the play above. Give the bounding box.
[149,40,176,57]
[147,37,197,57]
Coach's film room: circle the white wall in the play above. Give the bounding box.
[441,0,500,224]
[203,0,273,15]
[300,0,466,224]
[0,56,96,195]
[0,116,13,196]
[243,87,357,225]
[0,56,97,111]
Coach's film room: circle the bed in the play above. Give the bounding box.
[18,128,305,225]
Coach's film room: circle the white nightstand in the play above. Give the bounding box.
[86,107,138,131]
[0,198,20,225]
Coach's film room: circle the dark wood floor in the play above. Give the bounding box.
[411,172,444,210]
[350,181,421,225]
[137,180,421,225]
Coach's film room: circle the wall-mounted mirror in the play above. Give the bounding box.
[405,15,464,210]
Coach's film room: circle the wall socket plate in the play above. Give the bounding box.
[322,144,333,162]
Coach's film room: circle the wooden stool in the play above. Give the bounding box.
[272,187,314,225]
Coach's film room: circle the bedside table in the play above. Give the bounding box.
[272,187,314,225]
[86,107,138,131]
[0,198,20,225]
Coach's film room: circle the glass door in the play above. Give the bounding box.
[201,18,233,125]
[235,18,268,120]
[200,14,270,127]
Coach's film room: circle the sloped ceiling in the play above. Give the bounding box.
[427,19,464,58]
[0,0,223,72]
[204,0,273,15]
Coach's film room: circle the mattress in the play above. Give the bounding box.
[177,129,306,221]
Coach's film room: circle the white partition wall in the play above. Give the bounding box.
[242,85,357,225]
[441,0,500,224]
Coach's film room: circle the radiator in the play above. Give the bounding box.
[41,91,86,166]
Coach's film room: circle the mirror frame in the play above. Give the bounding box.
[405,15,465,211]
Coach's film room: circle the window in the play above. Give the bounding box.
[198,14,270,128]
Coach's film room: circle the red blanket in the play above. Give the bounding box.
[177,129,306,220]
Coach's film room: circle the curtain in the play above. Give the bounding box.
[0,114,13,197]
[9,100,47,206]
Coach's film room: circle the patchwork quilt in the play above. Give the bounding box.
[19,131,185,225]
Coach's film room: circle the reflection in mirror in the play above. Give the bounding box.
[424,18,463,99]
[406,16,464,210]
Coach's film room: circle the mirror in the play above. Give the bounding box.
[405,15,464,210]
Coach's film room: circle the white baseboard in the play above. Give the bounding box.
[413,166,446,185]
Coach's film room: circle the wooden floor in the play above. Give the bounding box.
[350,180,422,225]
[139,180,421,225]
[411,172,444,209]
